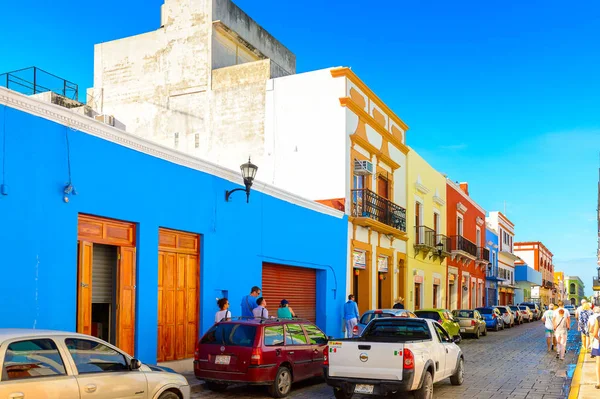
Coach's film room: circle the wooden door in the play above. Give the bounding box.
[414,283,421,310]
[377,176,389,199]
[415,202,422,243]
[77,241,93,336]
[117,246,136,356]
[157,229,200,362]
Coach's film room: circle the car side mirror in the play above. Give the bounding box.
[452,337,460,344]
[130,358,142,370]
[328,336,334,340]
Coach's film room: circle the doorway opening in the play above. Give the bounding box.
[414,283,422,310]
[90,244,118,345]
[433,284,439,308]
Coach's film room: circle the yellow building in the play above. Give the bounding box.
[405,149,448,310]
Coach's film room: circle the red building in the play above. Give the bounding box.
[446,181,488,310]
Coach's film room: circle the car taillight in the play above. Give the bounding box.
[438,319,443,324]
[471,320,476,326]
[194,342,200,361]
[352,325,359,335]
[323,346,329,365]
[250,348,262,365]
[374,310,383,314]
[492,313,496,319]
[403,348,414,369]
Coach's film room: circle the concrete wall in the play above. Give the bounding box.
[0,93,347,364]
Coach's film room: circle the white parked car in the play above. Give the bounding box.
[0,329,190,399]
[324,317,464,399]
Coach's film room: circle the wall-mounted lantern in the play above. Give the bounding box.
[225,157,258,203]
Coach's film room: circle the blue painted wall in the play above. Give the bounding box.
[0,105,348,364]
[485,227,499,305]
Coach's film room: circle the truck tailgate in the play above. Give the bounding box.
[328,341,404,381]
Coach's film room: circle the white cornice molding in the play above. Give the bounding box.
[457,202,468,213]
[476,216,484,226]
[414,175,430,195]
[432,188,445,206]
[0,87,344,219]
[446,179,486,214]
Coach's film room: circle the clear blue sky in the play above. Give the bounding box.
[2,1,599,294]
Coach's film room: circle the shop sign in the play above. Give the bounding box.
[377,255,389,272]
[353,250,366,269]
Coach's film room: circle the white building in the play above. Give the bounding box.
[486,211,520,304]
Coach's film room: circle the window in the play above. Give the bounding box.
[433,323,451,343]
[363,320,432,342]
[200,324,257,347]
[415,202,423,243]
[65,338,128,374]
[2,339,66,381]
[304,324,328,345]
[360,312,395,325]
[433,212,440,236]
[457,216,463,236]
[476,227,481,247]
[414,311,442,322]
[285,324,308,345]
[433,285,439,308]
[264,326,285,346]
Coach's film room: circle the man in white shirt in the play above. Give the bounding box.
[542,304,555,352]
[253,297,269,319]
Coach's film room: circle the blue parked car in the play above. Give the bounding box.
[476,307,505,331]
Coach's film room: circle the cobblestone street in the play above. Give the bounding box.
[187,320,581,398]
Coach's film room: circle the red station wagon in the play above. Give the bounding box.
[194,318,330,398]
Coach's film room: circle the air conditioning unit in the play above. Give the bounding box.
[354,160,373,176]
[95,114,115,127]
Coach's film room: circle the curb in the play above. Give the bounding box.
[567,349,586,399]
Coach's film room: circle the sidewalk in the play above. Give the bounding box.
[569,350,599,399]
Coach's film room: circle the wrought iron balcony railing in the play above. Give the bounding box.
[351,188,406,232]
[450,235,478,258]
[436,234,452,254]
[415,225,436,247]
[477,247,490,262]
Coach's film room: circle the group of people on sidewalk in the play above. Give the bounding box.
[214,286,298,323]
[541,299,600,389]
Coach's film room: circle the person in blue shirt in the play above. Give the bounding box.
[241,286,261,318]
[344,294,360,338]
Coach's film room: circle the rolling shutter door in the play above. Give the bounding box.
[262,263,316,322]
[92,244,116,304]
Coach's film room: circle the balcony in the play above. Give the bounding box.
[450,235,477,264]
[351,189,406,237]
[476,247,490,266]
[414,226,449,262]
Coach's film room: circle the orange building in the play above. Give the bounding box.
[445,181,488,310]
[513,242,555,305]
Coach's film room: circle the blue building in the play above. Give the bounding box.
[485,226,500,306]
[514,264,543,303]
[0,87,348,366]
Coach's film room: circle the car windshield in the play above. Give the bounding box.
[414,311,441,321]
[477,308,493,314]
[360,312,395,325]
[200,323,257,347]
[521,304,536,310]
[453,310,473,318]
[362,319,432,342]
[509,306,519,311]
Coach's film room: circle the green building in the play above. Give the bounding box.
[565,275,585,305]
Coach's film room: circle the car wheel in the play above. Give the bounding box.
[333,388,354,399]
[474,328,480,339]
[158,392,180,399]
[483,327,488,336]
[204,381,228,392]
[450,358,465,386]
[268,366,292,398]
[414,371,433,399]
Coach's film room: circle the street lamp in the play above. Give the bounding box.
[435,242,444,257]
[225,157,258,203]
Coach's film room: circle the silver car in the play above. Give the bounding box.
[354,309,417,336]
[0,329,190,399]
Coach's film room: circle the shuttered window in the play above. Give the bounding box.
[262,263,316,322]
[92,244,117,304]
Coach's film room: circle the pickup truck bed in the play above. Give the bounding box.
[324,318,464,399]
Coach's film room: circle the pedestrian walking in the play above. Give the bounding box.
[589,307,600,359]
[589,307,600,388]
[579,302,593,353]
[344,294,360,338]
[553,308,569,361]
[241,286,261,318]
[542,304,555,351]
[393,297,405,309]
[277,299,296,319]
[576,299,587,325]
[215,298,231,323]
[253,297,270,319]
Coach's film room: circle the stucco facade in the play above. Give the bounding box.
[485,226,500,306]
[0,87,347,366]
[486,212,519,305]
[445,181,487,310]
[89,0,295,176]
[405,148,448,310]
[514,241,555,305]
[565,276,585,305]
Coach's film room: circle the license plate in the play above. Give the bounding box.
[355,384,374,394]
[215,355,230,365]
[460,328,465,333]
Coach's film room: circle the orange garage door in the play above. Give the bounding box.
[262,263,316,322]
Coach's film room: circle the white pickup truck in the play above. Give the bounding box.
[323,317,464,399]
